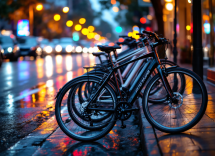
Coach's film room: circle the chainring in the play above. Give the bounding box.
[115,102,132,121]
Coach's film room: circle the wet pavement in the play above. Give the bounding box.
[0,54,143,155]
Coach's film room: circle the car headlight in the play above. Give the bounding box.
[1,49,4,53]
[66,45,74,53]
[93,47,98,52]
[83,47,88,53]
[36,47,42,52]
[7,47,13,53]
[44,46,53,53]
[55,45,62,52]
[75,46,82,53]
[88,47,94,53]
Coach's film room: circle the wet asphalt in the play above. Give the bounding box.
[0,54,143,155]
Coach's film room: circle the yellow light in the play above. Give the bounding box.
[75,24,82,31]
[165,0,172,2]
[143,0,150,2]
[87,33,94,39]
[188,0,191,3]
[186,25,191,31]
[79,18,86,24]
[94,34,101,40]
[132,31,139,39]
[163,15,167,22]
[165,3,173,11]
[36,4,43,11]
[82,28,89,35]
[66,20,73,27]
[54,14,61,21]
[88,26,95,32]
[63,7,69,13]
[128,32,133,37]
[112,6,119,12]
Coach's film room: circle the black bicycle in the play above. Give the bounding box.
[55,31,208,141]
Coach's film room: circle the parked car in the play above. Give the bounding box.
[0,45,3,67]
[17,37,38,60]
[55,37,76,54]
[0,35,19,61]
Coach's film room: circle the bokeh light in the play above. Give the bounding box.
[115,26,122,33]
[94,34,101,40]
[111,0,116,4]
[147,15,153,20]
[112,6,119,12]
[66,20,73,27]
[36,4,43,11]
[165,3,173,11]
[118,38,124,42]
[140,17,147,24]
[79,18,86,24]
[75,24,82,31]
[186,25,191,31]
[128,32,133,37]
[88,26,95,32]
[82,28,89,35]
[132,25,139,32]
[62,7,69,13]
[54,14,61,21]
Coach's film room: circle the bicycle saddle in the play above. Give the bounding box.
[92,52,106,56]
[97,45,121,52]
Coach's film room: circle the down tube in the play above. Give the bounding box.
[128,59,158,104]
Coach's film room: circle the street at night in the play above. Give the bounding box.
[1,0,215,155]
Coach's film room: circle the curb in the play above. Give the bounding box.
[136,99,162,156]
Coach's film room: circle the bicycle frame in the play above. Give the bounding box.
[87,46,174,111]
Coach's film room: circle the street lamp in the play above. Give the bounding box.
[63,7,69,13]
[36,4,43,11]
[79,18,86,24]
[66,20,73,27]
[54,14,61,21]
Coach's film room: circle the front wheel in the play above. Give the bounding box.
[143,67,208,133]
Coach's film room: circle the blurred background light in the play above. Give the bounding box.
[81,28,89,35]
[128,32,133,37]
[186,25,191,31]
[118,38,124,42]
[55,45,62,52]
[79,18,86,24]
[88,26,95,32]
[66,20,73,27]
[75,24,82,31]
[73,32,80,41]
[115,26,122,33]
[132,25,139,32]
[204,23,210,34]
[165,0,173,2]
[112,6,119,12]
[66,45,74,53]
[76,46,83,53]
[54,14,61,21]
[88,47,94,53]
[45,46,52,53]
[165,3,173,11]
[111,0,116,5]
[63,7,69,13]
[140,17,147,24]
[94,34,101,40]
[188,0,191,3]
[83,47,88,53]
[36,4,43,11]
[147,15,153,20]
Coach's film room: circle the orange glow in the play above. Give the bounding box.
[88,26,95,32]
[79,18,86,24]
[112,6,119,12]
[109,42,115,46]
[118,38,124,42]
[54,14,61,21]
[94,34,101,40]
[62,7,69,13]
[36,4,43,11]
[111,0,116,4]
[75,24,82,31]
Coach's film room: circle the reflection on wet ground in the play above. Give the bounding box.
[33,114,143,156]
[0,54,97,152]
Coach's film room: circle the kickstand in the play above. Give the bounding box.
[120,120,126,129]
